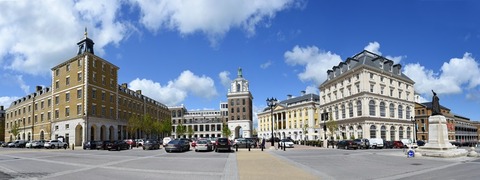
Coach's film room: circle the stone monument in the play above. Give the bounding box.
[417,90,467,157]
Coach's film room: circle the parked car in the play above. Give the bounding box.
[163,137,172,147]
[354,139,370,149]
[451,141,461,147]
[368,138,384,149]
[392,141,404,148]
[9,140,27,148]
[215,138,232,152]
[25,141,33,148]
[143,139,160,150]
[337,140,358,150]
[1,141,10,147]
[416,140,426,146]
[107,141,129,151]
[384,141,394,149]
[195,139,213,152]
[135,139,144,147]
[83,140,99,150]
[279,138,295,148]
[44,140,67,149]
[124,139,136,148]
[233,138,254,148]
[165,139,190,152]
[267,137,280,142]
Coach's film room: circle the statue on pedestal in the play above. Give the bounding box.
[431,90,442,115]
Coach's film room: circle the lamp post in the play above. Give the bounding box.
[411,116,416,143]
[266,97,277,147]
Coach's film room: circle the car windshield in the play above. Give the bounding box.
[169,140,180,144]
[197,140,208,144]
[282,139,292,142]
[218,138,228,143]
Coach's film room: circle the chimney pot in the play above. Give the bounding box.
[136,90,142,95]
[122,83,128,89]
[36,86,42,91]
[287,94,292,99]
[301,91,306,96]
[0,105,4,110]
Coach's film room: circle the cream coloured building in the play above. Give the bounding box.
[257,92,320,141]
[319,50,415,141]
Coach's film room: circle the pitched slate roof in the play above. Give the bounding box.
[263,93,319,112]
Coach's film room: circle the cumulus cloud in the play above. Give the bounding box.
[260,60,273,69]
[219,71,232,88]
[0,96,19,108]
[284,45,343,85]
[404,53,480,95]
[129,70,218,106]
[305,85,319,94]
[2,74,30,94]
[363,41,404,64]
[0,0,131,75]
[130,0,300,46]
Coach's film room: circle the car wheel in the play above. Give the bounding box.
[195,149,198,152]
[143,147,146,150]
[345,146,348,150]
[51,145,55,149]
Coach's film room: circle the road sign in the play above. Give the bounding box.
[407,150,415,158]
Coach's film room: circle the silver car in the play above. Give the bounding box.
[195,139,213,152]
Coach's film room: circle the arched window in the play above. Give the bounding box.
[335,106,339,120]
[398,105,403,119]
[231,108,234,113]
[242,99,245,105]
[356,101,362,116]
[399,127,404,139]
[236,84,240,92]
[407,127,411,139]
[242,107,246,112]
[357,125,363,139]
[389,103,395,118]
[406,106,411,119]
[230,100,234,106]
[390,126,395,140]
[370,125,377,138]
[237,107,240,113]
[369,100,376,116]
[381,126,386,139]
[341,104,346,119]
[348,102,353,117]
[173,120,176,124]
[236,99,239,105]
[237,116,240,120]
[172,111,176,117]
[178,110,182,117]
[380,102,386,117]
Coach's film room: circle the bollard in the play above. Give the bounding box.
[248,144,251,151]
[72,143,74,150]
[284,143,286,151]
[261,145,264,151]
[236,145,238,152]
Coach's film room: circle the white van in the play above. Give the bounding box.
[368,138,384,149]
[162,137,172,147]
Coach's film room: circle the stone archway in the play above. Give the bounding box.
[235,126,242,138]
[75,125,83,145]
[90,125,96,141]
[100,125,106,141]
[40,131,45,140]
[109,126,114,141]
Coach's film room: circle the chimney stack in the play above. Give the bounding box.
[136,90,142,95]
[122,83,128,89]
[0,105,4,110]
[36,86,42,91]
[301,90,306,96]
[287,94,292,99]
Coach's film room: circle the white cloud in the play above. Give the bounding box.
[0,96,19,109]
[219,71,232,89]
[129,70,218,106]
[130,0,299,46]
[284,45,343,85]
[305,85,318,94]
[404,53,480,95]
[2,74,30,94]
[0,1,131,75]
[415,94,429,103]
[363,41,404,64]
[260,60,273,69]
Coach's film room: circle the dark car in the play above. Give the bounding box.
[106,141,129,151]
[416,140,426,146]
[384,141,394,149]
[234,138,254,148]
[353,139,369,149]
[83,140,100,150]
[143,139,160,150]
[165,139,190,152]
[215,138,232,152]
[267,137,280,142]
[337,140,358,150]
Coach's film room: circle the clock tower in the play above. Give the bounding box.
[227,68,253,138]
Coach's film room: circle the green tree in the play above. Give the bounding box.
[151,120,162,140]
[159,119,172,138]
[176,122,186,138]
[11,123,20,140]
[222,123,231,138]
[127,115,141,139]
[187,126,195,138]
[326,113,338,140]
[141,114,154,139]
[302,123,309,145]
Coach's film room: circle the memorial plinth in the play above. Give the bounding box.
[417,115,467,157]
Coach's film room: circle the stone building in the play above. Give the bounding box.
[0,106,5,141]
[257,92,320,141]
[4,30,170,145]
[319,50,416,141]
[169,105,226,139]
[414,102,455,141]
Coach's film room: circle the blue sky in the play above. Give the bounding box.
[1,0,480,122]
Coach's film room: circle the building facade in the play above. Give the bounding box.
[319,50,416,141]
[414,102,455,141]
[0,106,5,141]
[226,68,253,138]
[170,105,225,139]
[257,92,320,141]
[4,31,170,145]
[453,114,478,143]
